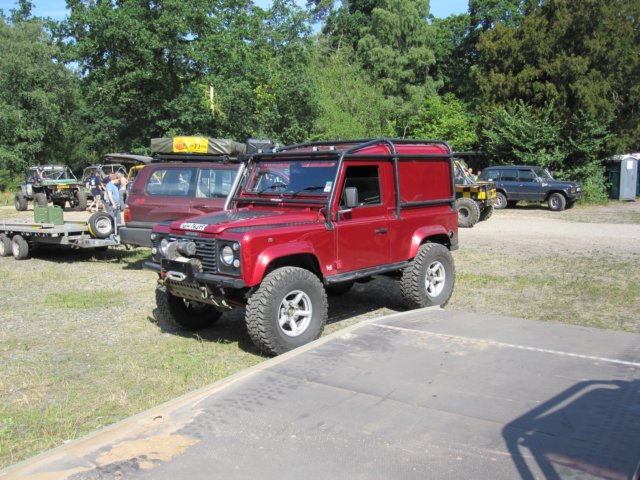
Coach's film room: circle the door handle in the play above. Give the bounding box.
[375,228,388,235]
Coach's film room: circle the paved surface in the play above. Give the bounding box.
[3,308,640,479]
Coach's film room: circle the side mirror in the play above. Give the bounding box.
[343,187,358,208]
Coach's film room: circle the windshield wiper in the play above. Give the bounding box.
[291,185,326,196]
[258,182,288,195]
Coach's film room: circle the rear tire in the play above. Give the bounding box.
[34,192,47,207]
[548,192,566,211]
[14,192,28,211]
[12,235,29,260]
[246,267,327,356]
[0,233,12,256]
[400,243,455,309]
[88,212,113,239]
[479,205,494,221]
[455,197,480,228]
[495,191,508,209]
[155,285,221,330]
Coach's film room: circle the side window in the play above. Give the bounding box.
[500,169,518,181]
[146,168,195,196]
[340,165,381,207]
[195,169,236,198]
[517,169,537,182]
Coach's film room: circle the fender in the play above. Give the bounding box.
[409,224,451,258]
[247,241,321,287]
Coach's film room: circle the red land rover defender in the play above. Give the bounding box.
[146,138,458,355]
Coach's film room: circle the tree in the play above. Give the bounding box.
[0,13,81,188]
[481,101,565,169]
[309,44,395,139]
[409,93,478,151]
[475,0,640,154]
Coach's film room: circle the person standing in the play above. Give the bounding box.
[117,173,128,211]
[88,173,103,212]
[104,174,121,228]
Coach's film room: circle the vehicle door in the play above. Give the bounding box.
[497,168,522,199]
[516,168,543,201]
[333,162,391,272]
[189,166,239,215]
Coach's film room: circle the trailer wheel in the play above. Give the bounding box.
[34,193,48,207]
[14,192,28,211]
[0,234,12,257]
[88,212,113,239]
[12,235,29,260]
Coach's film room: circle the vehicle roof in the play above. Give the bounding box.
[103,153,153,165]
[30,164,68,170]
[483,165,540,169]
[271,138,451,157]
[142,162,239,169]
[83,163,126,169]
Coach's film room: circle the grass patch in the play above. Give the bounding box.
[44,290,118,309]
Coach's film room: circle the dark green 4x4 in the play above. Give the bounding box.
[15,165,87,211]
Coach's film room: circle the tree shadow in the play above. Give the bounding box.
[502,379,640,479]
[18,244,149,268]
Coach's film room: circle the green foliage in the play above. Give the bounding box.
[475,0,640,153]
[409,93,478,151]
[481,101,565,169]
[310,44,395,139]
[0,16,81,182]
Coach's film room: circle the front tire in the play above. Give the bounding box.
[400,243,455,309]
[155,285,221,330]
[548,192,566,211]
[12,235,29,260]
[246,267,327,356]
[70,189,87,211]
[495,191,508,209]
[455,197,480,228]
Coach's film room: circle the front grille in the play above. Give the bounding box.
[193,238,217,272]
[153,235,217,273]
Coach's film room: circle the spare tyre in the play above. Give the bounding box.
[88,212,113,239]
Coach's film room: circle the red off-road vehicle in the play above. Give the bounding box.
[146,138,458,355]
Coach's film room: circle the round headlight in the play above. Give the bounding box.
[150,232,157,241]
[159,238,170,256]
[221,245,234,265]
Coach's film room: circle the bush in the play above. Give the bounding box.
[560,161,609,205]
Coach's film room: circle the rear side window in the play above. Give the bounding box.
[500,169,518,181]
[146,167,196,197]
[195,168,237,198]
[517,169,537,181]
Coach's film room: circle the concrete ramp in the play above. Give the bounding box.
[3,309,640,479]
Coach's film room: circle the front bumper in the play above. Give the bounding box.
[143,261,245,289]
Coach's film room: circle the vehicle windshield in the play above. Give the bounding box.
[533,167,554,180]
[454,159,475,185]
[243,159,338,197]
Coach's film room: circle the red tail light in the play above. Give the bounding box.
[124,206,131,223]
